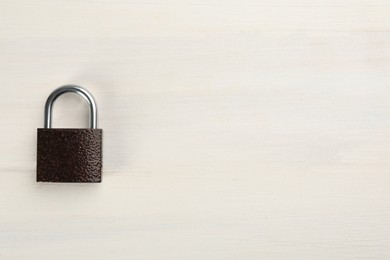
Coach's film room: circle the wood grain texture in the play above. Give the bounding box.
[0,0,390,259]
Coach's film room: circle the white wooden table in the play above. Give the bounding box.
[0,0,389,259]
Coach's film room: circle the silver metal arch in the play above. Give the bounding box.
[44,85,97,129]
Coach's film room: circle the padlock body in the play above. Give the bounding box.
[37,129,102,182]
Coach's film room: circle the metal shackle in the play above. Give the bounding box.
[44,85,97,129]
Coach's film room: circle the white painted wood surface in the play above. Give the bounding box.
[1,0,390,259]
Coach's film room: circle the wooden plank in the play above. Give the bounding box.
[0,0,389,259]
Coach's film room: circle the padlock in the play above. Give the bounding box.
[37,85,102,182]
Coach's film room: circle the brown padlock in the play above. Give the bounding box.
[37,85,102,182]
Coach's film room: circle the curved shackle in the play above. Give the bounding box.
[44,85,97,129]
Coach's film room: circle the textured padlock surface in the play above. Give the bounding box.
[37,129,102,182]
